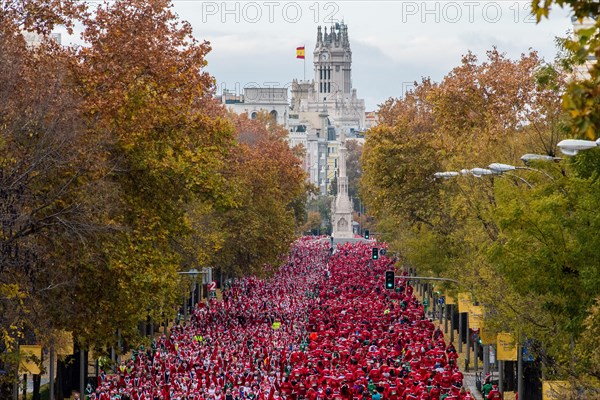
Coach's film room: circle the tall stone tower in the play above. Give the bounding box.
[331,129,354,239]
[313,23,352,99]
[290,22,365,134]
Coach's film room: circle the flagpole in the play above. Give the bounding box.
[303,44,306,81]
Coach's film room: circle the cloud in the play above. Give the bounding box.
[183,1,573,110]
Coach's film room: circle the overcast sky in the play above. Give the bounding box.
[63,1,574,110]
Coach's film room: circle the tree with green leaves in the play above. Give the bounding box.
[533,1,600,141]
[211,111,309,277]
[360,46,600,391]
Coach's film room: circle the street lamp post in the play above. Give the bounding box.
[488,163,555,182]
[557,138,600,155]
[435,164,554,188]
[520,153,561,164]
[518,341,524,400]
[433,171,460,179]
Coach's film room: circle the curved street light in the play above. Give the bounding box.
[488,163,555,182]
[557,138,600,156]
[436,167,533,188]
[435,169,499,178]
[520,153,561,164]
[433,171,460,179]
[470,168,498,177]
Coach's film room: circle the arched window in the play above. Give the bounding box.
[270,110,278,121]
[250,112,257,119]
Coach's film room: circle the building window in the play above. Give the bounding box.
[251,112,257,119]
[327,82,330,93]
[328,68,331,79]
[270,110,278,121]
[320,82,323,93]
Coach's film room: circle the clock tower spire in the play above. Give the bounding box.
[314,21,352,99]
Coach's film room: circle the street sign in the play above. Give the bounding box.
[438,296,445,305]
[379,248,387,256]
[522,339,535,362]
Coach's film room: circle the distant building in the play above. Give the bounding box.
[23,32,62,47]
[289,22,366,195]
[290,22,366,136]
[571,16,597,80]
[222,23,366,196]
[364,111,379,130]
[287,111,332,195]
[220,87,288,126]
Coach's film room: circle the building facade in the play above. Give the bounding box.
[290,22,366,136]
[222,23,366,196]
[571,16,597,80]
[220,87,289,126]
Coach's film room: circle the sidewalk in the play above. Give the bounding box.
[438,313,516,400]
[463,371,484,400]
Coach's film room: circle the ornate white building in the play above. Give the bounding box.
[290,22,366,136]
[219,87,289,126]
[222,23,366,197]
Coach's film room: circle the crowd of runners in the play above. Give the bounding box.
[89,237,491,400]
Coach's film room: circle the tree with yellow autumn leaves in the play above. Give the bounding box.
[361,43,600,393]
[0,0,309,392]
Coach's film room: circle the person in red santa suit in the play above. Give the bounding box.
[486,385,502,400]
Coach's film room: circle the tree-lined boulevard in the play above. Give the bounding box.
[3,0,600,398]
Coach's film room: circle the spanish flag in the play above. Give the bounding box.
[296,46,305,59]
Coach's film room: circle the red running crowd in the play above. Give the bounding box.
[90,237,478,400]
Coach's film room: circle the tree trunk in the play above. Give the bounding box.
[55,359,64,400]
[32,373,41,400]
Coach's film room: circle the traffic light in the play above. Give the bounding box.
[385,270,395,290]
[372,247,379,260]
[364,229,369,239]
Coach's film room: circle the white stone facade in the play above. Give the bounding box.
[222,87,289,126]
[222,23,366,197]
[290,22,366,136]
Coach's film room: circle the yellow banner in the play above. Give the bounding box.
[457,292,472,313]
[468,305,484,329]
[56,331,74,355]
[479,327,496,345]
[542,381,572,400]
[497,332,518,361]
[20,345,42,375]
